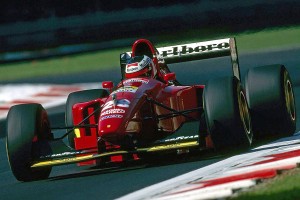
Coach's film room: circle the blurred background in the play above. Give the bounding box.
[1,0,300,63]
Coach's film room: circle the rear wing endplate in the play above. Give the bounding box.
[120,38,240,80]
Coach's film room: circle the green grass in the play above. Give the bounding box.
[232,168,300,200]
[237,26,300,52]
[0,47,129,81]
[1,26,300,82]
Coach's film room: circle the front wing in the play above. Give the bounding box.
[31,140,199,168]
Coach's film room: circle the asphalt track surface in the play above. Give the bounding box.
[0,47,300,199]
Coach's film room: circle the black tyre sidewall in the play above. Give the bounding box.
[6,103,52,181]
[245,65,296,137]
[204,76,252,150]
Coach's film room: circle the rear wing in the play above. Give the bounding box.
[120,38,240,80]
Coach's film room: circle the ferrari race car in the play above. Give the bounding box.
[6,38,296,181]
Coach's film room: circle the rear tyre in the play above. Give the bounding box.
[204,76,253,150]
[245,65,296,138]
[6,103,53,181]
[65,89,109,148]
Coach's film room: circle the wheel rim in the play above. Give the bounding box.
[285,78,296,121]
[238,91,251,135]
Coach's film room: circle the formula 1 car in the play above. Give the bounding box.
[6,38,296,181]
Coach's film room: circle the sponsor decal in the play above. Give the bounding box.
[123,78,149,84]
[39,151,84,159]
[111,86,138,95]
[101,108,125,116]
[102,99,131,111]
[100,114,123,121]
[126,65,139,72]
[163,135,199,142]
[160,40,230,58]
[125,55,152,74]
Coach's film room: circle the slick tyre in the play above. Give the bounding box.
[6,103,53,181]
[66,89,109,148]
[245,65,296,138]
[204,76,253,150]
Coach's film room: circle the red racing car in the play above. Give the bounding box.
[6,38,296,181]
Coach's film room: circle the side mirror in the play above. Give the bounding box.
[163,72,176,83]
[102,81,114,93]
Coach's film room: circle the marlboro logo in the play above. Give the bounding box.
[160,41,230,57]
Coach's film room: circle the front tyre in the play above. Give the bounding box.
[204,76,253,150]
[245,64,296,138]
[6,104,53,181]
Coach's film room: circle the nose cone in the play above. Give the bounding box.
[98,110,125,137]
[98,98,131,143]
[98,80,147,144]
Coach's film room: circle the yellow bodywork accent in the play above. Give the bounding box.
[144,141,199,152]
[31,141,199,168]
[31,154,94,168]
[74,128,81,138]
[31,151,129,168]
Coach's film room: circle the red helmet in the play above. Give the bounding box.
[125,55,155,78]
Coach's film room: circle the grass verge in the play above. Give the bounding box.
[232,167,300,200]
[0,26,300,82]
[0,47,128,81]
